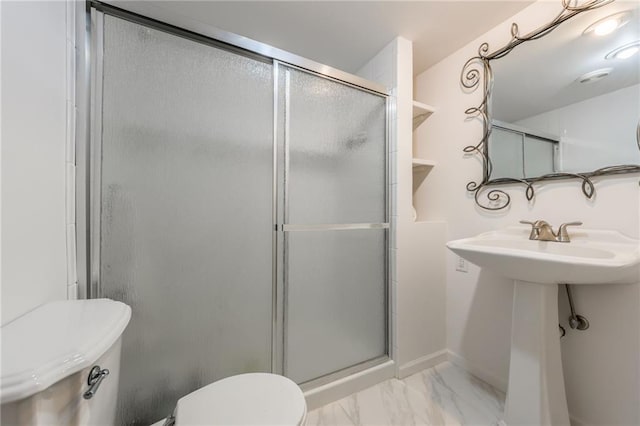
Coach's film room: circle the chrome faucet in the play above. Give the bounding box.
[520,220,583,242]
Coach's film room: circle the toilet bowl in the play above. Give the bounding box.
[152,373,307,426]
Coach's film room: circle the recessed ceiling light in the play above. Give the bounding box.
[595,19,620,36]
[605,41,640,60]
[577,68,612,84]
[583,11,631,36]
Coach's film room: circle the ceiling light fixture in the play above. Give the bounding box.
[605,41,640,60]
[583,11,631,36]
[577,68,612,84]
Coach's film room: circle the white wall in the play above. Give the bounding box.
[515,84,640,172]
[1,1,74,325]
[415,1,640,424]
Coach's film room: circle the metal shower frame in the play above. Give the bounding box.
[75,0,393,387]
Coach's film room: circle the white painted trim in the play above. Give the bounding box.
[303,360,396,411]
[397,349,448,379]
[447,350,508,393]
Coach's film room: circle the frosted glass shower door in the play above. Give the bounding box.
[489,127,525,179]
[97,15,273,425]
[524,135,556,177]
[280,66,388,384]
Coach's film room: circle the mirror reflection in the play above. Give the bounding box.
[490,1,639,179]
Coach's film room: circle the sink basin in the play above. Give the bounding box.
[447,226,639,426]
[447,226,640,284]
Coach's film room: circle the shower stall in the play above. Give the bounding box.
[81,4,389,424]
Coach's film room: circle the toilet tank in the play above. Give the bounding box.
[1,299,131,425]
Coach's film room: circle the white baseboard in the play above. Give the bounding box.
[303,360,396,411]
[447,350,508,393]
[397,349,448,379]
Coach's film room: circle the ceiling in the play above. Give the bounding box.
[115,1,533,76]
[492,1,640,123]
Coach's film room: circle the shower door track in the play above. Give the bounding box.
[86,1,387,95]
[79,1,392,390]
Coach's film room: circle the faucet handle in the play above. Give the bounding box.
[557,221,583,242]
[520,220,543,240]
[520,220,549,226]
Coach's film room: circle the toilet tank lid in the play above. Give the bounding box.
[1,299,131,403]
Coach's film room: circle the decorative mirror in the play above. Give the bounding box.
[461,0,640,210]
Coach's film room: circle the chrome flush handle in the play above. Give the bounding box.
[83,365,110,400]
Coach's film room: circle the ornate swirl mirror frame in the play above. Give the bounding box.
[461,0,640,211]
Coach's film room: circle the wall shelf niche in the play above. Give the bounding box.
[412,100,436,222]
[412,158,436,172]
[412,101,436,130]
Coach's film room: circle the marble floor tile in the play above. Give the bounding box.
[402,362,505,425]
[336,378,432,425]
[306,401,356,426]
[306,361,505,426]
[429,362,504,418]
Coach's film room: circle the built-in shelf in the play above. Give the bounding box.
[412,100,437,223]
[412,158,436,172]
[412,101,436,130]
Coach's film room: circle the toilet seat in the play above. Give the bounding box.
[175,373,307,425]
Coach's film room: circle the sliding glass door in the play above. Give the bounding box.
[91,9,388,425]
[97,15,274,424]
[279,66,388,384]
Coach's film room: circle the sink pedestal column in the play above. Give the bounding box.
[503,281,570,426]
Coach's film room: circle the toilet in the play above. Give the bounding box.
[0,299,306,426]
[152,373,307,426]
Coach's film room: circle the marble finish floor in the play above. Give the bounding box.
[306,362,505,426]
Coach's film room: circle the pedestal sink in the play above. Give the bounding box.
[447,226,640,425]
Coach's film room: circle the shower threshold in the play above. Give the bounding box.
[302,357,395,410]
